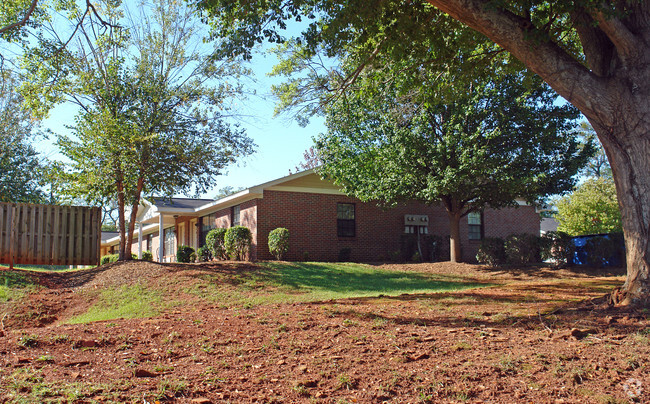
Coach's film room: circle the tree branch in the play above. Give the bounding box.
[0,0,39,35]
[590,9,642,62]
[424,0,609,121]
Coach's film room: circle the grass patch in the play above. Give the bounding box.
[0,271,37,303]
[187,262,487,307]
[67,283,162,324]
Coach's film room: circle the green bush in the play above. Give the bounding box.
[100,253,137,265]
[224,226,252,261]
[176,245,195,263]
[540,231,574,267]
[268,227,290,260]
[504,234,540,265]
[206,228,228,260]
[141,250,153,262]
[476,237,506,267]
[197,245,212,262]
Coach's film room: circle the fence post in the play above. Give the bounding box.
[9,205,16,270]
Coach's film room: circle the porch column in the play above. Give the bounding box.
[158,214,164,262]
[138,222,143,259]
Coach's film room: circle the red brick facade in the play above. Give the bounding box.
[252,190,540,263]
[109,173,541,263]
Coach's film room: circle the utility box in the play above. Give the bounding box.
[404,215,429,225]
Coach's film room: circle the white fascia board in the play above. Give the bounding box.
[194,190,262,216]
[266,186,344,195]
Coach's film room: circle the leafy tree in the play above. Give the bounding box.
[214,186,245,199]
[28,0,254,260]
[194,0,650,305]
[0,72,44,203]
[555,177,622,237]
[577,122,612,179]
[317,71,591,262]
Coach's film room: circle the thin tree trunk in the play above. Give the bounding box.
[116,183,126,261]
[448,211,462,263]
[594,121,650,306]
[125,177,145,261]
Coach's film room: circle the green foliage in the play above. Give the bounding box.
[0,73,45,203]
[540,231,575,267]
[554,177,622,236]
[504,234,541,266]
[101,253,137,265]
[141,250,153,262]
[197,245,213,262]
[268,227,290,260]
[176,245,196,263]
[206,228,228,260]
[476,238,506,267]
[23,0,254,260]
[224,226,252,261]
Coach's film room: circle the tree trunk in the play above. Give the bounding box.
[116,184,126,261]
[592,120,650,306]
[124,177,145,261]
[448,211,462,263]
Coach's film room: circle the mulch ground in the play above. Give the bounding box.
[0,261,648,403]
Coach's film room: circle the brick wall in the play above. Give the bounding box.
[254,191,540,263]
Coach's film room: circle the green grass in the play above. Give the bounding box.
[67,283,163,324]
[187,262,487,307]
[0,271,36,302]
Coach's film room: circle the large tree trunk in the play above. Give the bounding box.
[592,120,650,306]
[448,211,462,263]
[425,0,650,306]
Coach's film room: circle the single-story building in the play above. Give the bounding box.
[100,169,541,262]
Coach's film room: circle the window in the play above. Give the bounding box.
[405,225,428,234]
[337,203,356,237]
[199,213,217,247]
[146,234,152,252]
[232,205,241,226]
[468,211,483,240]
[164,227,176,256]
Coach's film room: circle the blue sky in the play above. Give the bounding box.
[35,44,325,200]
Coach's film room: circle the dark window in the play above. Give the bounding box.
[468,212,483,240]
[232,205,241,226]
[337,203,356,237]
[146,234,152,252]
[164,227,176,256]
[199,213,217,247]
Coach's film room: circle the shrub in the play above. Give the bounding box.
[476,237,505,267]
[504,234,540,265]
[206,228,228,260]
[141,250,153,261]
[302,251,310,261]
[176,245,195,263]
[197,245,212,262]
[540,231,574,267]
[268,228,290,260]
[224,226,252,261]
[100,253,137,265]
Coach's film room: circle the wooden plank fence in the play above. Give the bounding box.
[0,203,101,267]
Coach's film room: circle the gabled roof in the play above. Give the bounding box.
[151,197,215,210]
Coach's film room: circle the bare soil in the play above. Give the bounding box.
[0,261,648,403]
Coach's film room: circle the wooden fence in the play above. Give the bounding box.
[0,203,101,267]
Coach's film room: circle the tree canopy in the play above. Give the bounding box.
[317,68,592,261]
[30,0,254,260]
[555,177,622,236]
[0,72,45,203]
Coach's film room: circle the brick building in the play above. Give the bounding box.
[101,169,541,263]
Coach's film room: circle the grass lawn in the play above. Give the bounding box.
[186,261,488,308]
